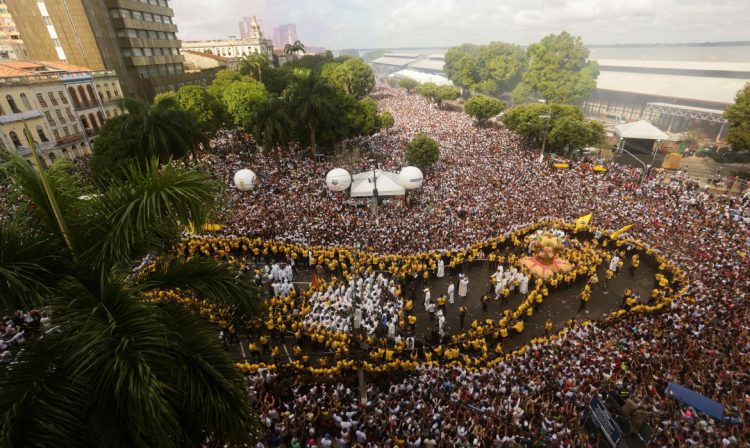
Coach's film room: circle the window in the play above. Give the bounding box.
[133,47,143,56]
[148,30,157,39]
[58,90,68,104]
[72,124,79,134]
[9,131,22,148]
[52,129,60,139]
[122,49,132,57]
[142,12,152,22]
[137,29,148,38]
[86,85,96,104]
[143,47,152,56]
[20,93,31,110]
[157,31,166,39]
[44,110,56,126]
[66,108,74,120]
[56,108,65,123]
[6,94,20,113]
[36,93,48,108]
[47,91,58,106]
[67,87,79,107]
[131,10,142,20]
[36,125,49,142]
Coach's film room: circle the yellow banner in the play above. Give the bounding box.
[574,213,593,231]
[611,224,633,239]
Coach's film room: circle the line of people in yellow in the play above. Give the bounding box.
[143,219,688,376]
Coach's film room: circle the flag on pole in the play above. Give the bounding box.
[611,224,634,239]
[574,213,593,232]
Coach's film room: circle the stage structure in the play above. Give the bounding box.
[614,120,670,173]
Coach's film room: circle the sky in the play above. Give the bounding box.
[171,0,750,50]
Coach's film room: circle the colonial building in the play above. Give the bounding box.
[182,50,238,72]
[183,16,273,59]
[6,0,213,101]
[0,60,123,165]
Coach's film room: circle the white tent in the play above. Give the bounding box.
[350,169,405,198]
[389,69,453,86]
[615,120,670,141]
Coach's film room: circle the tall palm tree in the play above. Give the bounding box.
[285,72,335,153]
[283,40,305,62]
[248,95,292,151]
[0,150,263,447]
[118,96,203,162]
[238,53,269,83]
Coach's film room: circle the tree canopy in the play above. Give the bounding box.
[0,155,263,446]
[239,53,270,82]
[416,83,460,108]
[724,83,750,151]
[173,85,226,137]
[398,77,418,92]
[514,31,600,104]
[321,57,375,99]
[404,133,440,170]
[379,110,395,130]
[222,79,269,129]
[502,103,603,151]
[444,42,527,96]
[464,95,506,126]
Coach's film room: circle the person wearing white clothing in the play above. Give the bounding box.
[458,275,469,299]
[447,283,455,303]
[436,259,445,278]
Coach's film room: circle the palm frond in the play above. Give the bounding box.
[80,159,218,269]
[0,219,64,309]
[136,257,265,320]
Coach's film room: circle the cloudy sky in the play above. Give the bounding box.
[172,0,750,49]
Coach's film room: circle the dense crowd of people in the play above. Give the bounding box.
[195,86,749,446]
[0,309,48,359]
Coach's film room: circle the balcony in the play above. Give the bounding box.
[56,133,85,145]
[72,100,100,111]
[14,141,55,157]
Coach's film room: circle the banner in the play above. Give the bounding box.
[666,383,724,419]
[589,394,622,448]
[574,213,593,232]
[611,224,633,239]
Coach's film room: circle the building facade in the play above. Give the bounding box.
[5,0,203,101]
[185,16,273,60]
[0,60,123,165]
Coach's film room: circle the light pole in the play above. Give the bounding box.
[540,113,552,156]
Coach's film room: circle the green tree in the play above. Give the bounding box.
[464,95,506,126]
[90,115,141,177]
[260,66,294,95]
[502,103,603,151]
[116,96,203,162]
[248,95,293,150]
[0,155,263,446]
[222,80,269,129]
[444,42,527,96]
[416,83,460,109]
[283,40,305,62]
[516,31,599,104]
[206,69,244,100]
[285,72,335,152]
[379,110,395,130]
[404,133,440,170]
[398,77,418,92]
[174,85,225,138]
[239,53,270,82]
[724,83,750,151]
[320,58,375,99]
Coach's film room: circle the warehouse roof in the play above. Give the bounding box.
[595,59,750,73]
[371,56,419,67]
[596,71,749,105]
[408,59,445,72]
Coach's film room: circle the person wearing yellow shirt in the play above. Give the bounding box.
[500,326,509,338]
[512,320,524,334]
[545,319,553,337]
[578,288,590,312]
[408,314,417,332]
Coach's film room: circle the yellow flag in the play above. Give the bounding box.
[611,224,633,239]
[574,213,593,231]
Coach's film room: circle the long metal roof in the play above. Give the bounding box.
[596,71,749,105]
[408,59,446,71]
[371,56,419,67]
[595,59,750,72]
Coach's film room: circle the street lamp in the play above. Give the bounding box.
[539,113,552,156]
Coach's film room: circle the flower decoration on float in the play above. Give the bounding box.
[519,229,573,279]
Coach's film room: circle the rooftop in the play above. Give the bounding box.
[183,50,230,62]
[596,59,750,73]
[0,60,94,78]
[595,71,749,105]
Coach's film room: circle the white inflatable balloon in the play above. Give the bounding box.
[399,166,423,190]
[233,169,256,191]
[326,168,351,192]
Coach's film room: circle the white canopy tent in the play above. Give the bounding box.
[350,169,405,198]
[389,69,452,86]
[614,120,670,140]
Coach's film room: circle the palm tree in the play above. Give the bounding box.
[238,53,269,83]
[283,40,305,62]
[117,96,203,162]
[0,148,263,446]
[248,95,292,151]
[285,72,335,153]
